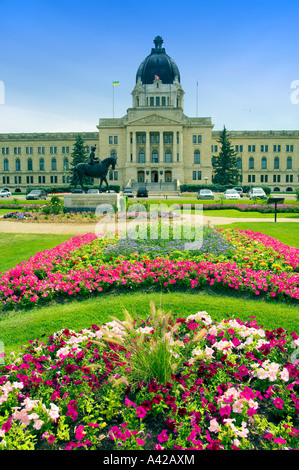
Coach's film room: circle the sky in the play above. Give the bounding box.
[0,0,298,133]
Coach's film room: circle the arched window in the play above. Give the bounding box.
[16,159,21,171]
[249,157,254,170]
[63,158,69,170]
[261,157,267,169]
[152,150,159,163]
[39,158,45,171]
[274,157,279,170]
[236,157,242,170]
[138,150,145,164]
[194,150,200,164]
[4,159,9,171]
[165,150,172,163]
[287,156,292,169]
[52,158,57,171]
[27,158,33,171]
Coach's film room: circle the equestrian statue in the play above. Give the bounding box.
[71,146,117,193]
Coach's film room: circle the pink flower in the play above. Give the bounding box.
[273,397,284,409]
[157,430,169,443]
[273,437,286,444]
[75,425,86,441]
[136,438,145,446]
[136,406,147,419]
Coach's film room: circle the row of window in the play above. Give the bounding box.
[1,146,78,155]
[247,174,294,183]
[2,158,70,172]
[242,156,293,170]
[136,149,178,164]
[234,144,294,153]
[133,133,178,144]
[3,175,66,185]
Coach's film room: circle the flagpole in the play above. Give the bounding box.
[196,80,198,117]
[112,82,114,118]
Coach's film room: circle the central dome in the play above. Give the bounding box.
[136,36,180,85]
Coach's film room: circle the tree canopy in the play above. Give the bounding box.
[212,126,240,186]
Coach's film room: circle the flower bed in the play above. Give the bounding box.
[0,306,298,450]
[0,228,299,310]
[3,212,33,220]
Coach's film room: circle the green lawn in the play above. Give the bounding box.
[0,233,76,272]
[0,291,298,359]
[216,222,299,248]
[203,209,299,219]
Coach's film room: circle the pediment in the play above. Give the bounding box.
[127,113,183,126]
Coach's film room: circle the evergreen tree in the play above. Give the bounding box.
[212,126,240,186]
[69,134,91,185]
[70,134,88,174]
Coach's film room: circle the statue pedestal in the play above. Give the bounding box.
[63,193,124,213]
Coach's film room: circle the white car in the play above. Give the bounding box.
[223,189,240,200]
[0,189,11,198]
[248,187,267,200]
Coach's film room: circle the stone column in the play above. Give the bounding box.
[127,131,131,162]
[159,131,163,164]
[173,130,177,163]
[179,130,183,163]
[146,131,150,163]
[132,132,136,162]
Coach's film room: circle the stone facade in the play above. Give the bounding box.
[0,37,298,194]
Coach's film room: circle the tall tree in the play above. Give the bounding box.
[69,134,88,175]
[212,126,240,186]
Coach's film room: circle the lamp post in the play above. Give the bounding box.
[160,170,163,190]
[204,177,208,185]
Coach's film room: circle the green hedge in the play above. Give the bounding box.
[180,184,271,195]
[26,185,121,194]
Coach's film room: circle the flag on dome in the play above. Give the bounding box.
[113,81,119,86]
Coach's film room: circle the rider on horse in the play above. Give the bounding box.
[88,146,100,165]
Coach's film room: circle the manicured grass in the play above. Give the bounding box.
[0,199,49,205]
[216,222,299,248]
[0,209,20,215]
[0,291,298,359]
[202,209,299,219]
[0,233,76,272]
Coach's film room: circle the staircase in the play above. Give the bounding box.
[131,182,180,196]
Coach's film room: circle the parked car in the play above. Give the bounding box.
[136,186,148,198]
[71,188,84,194]
[223,189,241,200]
[122,187,134,198]
[87,189,99,194]
[248,187,267,200]
[197,189,214,200]
[26,189,47,200]
[233,187,244,197]
[0,189,11,198]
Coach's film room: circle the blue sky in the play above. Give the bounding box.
[0,0,298,132]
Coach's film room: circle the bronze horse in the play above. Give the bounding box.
[71,156,117,193]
